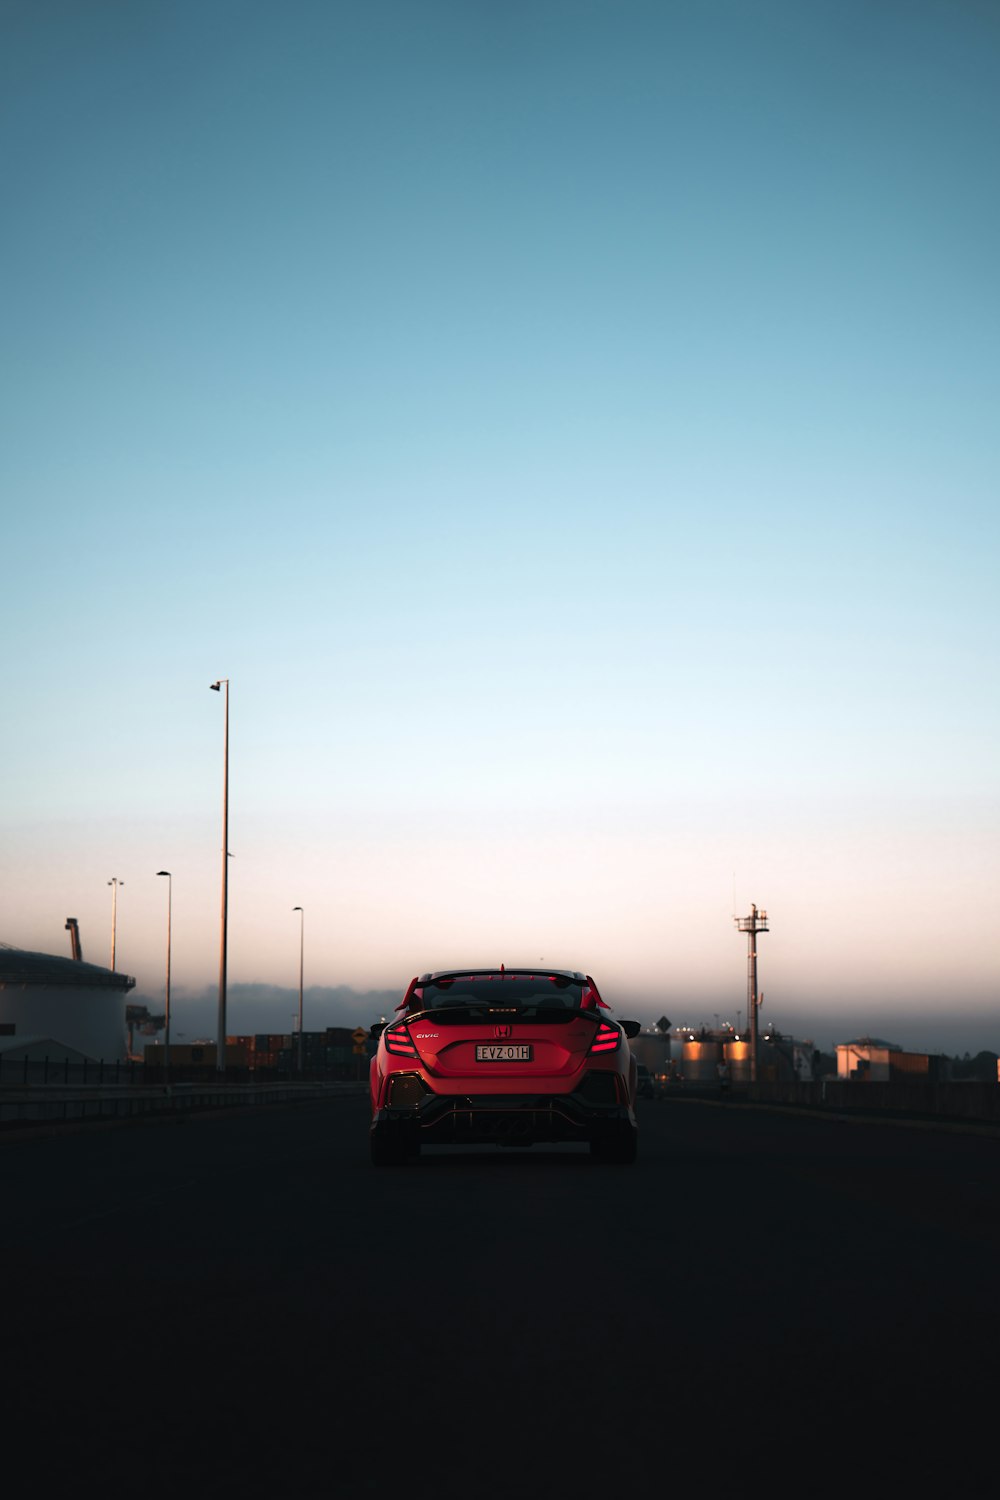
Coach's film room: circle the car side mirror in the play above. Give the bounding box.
[370,1022,386,1039]
[620,1020,641,1039]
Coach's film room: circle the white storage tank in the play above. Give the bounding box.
[724,1039,752,1082]
[0,946,134,1062]
[682,1039,722,1082]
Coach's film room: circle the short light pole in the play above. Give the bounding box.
[107,878,124,971]
[156,871,172,1069]
[210,679,229,1074]
[293,906,304,1073]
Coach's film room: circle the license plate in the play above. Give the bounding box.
[475,1044,532,1062]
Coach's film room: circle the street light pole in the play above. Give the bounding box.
[293,907,304,1073]
[107,878,124,971]
[210,679,229,1074]
[156,871,172,1061]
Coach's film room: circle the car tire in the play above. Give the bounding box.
[591,1125,638,1165]
[608,1125,638,1165]
[370,1128,411,1167]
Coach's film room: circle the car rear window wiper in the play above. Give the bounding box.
[515,1004,598,1019]
[409,1002,496,1018]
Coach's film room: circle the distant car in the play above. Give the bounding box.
[369,968,640,1166]
[635,1063,656,1099]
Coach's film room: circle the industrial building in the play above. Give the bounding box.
[836,1037,944,1082]
[0,944,135,1062]
[143,1027,372,1078]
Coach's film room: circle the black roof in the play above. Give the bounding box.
[0,945,136,991]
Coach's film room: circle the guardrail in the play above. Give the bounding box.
[0,1080,368,1132]
[656,1077,1000,1125]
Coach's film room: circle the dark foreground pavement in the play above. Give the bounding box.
[2,1094,997,1493]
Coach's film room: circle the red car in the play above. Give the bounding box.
[369,968,640,1166]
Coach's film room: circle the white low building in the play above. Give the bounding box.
[0,945,134,1062]
[836,1037,901,1081]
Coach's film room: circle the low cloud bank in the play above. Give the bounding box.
[144,983,400,1041]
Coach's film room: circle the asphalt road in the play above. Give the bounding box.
[3,1094,997,1492]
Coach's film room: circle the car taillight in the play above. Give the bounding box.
[383,1022,418,1058]
[589,1021,622,1054]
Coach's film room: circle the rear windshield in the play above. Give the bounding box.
[411,975,588,1014]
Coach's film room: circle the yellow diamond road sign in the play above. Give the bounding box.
[352,1027,368,1045]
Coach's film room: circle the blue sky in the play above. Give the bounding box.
[2,1,998,1053]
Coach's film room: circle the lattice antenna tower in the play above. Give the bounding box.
[735,904,769,1083]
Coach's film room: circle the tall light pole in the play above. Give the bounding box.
[107,878,124,971]
[293,906,304,1073]
[210,679,229,1074]
[156,871,172,1058]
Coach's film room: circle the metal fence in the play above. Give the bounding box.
[0,1073,367,1129]
[702,1076,1000,1125]
[0,1056,369,1088]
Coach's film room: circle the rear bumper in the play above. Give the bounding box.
[372,1080,635,1147]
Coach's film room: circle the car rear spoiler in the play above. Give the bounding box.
[584,975,611,1009]
[395,976,419,1012]
[396,972,610,1011]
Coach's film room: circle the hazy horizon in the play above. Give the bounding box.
[113,977,1000,1060]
